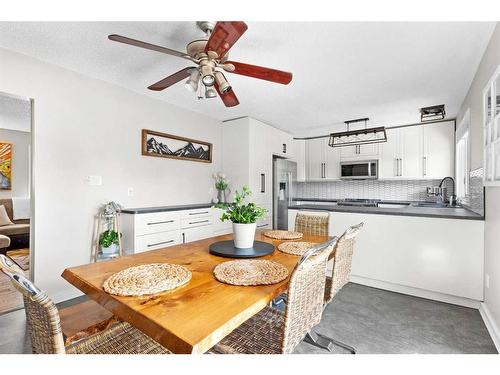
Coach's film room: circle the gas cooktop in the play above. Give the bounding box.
[337,198,381,207]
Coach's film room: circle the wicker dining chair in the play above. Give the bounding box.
[210,237,338,354]
[305,222,364,354]
[0,254,170,354]
[294,212,330,236]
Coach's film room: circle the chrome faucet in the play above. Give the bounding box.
[438,176,456,205]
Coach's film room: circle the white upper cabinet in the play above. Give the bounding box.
[292,139,306,181]
[340,143,379,160]
[422,121,455,179]
[306,138,339,180]
[306,138,324,180]
[380,122,454,179]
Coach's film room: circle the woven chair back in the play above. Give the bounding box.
[0,255,66,354]
[325,222,364,304]
[281,237,337,353]
[294,213,329,236]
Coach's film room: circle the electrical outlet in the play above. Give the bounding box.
[127,187,134,197]
[485,274,490,289]
[85,175,102,186]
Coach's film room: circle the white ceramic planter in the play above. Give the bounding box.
[101,243,118,255]
[232,222,257,249]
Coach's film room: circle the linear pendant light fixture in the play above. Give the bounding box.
[328,118,387,148]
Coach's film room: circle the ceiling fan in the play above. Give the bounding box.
[108,21,293,107]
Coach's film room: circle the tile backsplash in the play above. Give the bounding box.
[295,179,442,202]
[464,168,484,216]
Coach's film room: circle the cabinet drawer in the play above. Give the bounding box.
[135,212,180,235]
[135,231,182,253]
[181,208,212,219]
[181,216,213,229]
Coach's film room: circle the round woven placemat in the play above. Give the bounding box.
[263,230,303,240]
[277,241,317,256]
[103,263,191,296]
[213,260,289,286]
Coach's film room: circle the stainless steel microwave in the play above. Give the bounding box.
[340,160,378,179]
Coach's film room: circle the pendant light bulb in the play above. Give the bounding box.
[201,65,215,87]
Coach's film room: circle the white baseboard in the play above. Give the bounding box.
[350,275,481,309]
[479,303,500,352]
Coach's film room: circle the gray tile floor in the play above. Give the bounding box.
[0,283,496,354]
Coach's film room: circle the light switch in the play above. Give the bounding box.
[85,175,102,186]
[127,187,134,197]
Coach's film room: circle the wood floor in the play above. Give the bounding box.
[0,249,30,315]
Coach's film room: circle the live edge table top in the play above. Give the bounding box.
[62,231,330,354]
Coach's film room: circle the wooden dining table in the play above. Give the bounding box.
[62,230,330,354]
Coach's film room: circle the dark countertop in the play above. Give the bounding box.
[122,203,213,214]
[288,202,484,221]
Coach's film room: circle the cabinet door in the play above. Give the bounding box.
[306,138,325,180]
[400,125,423,178]
[423,122,455,179]
[292,140,306,181]
[340,145,358,159]
[379,128,400,178]
[325,142,339,179]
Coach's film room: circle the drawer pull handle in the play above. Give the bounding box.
[257,224,268,228]
[147,239,174,247]
[147,220,174,225]
[189,220,210,225]
[189,211,209,215]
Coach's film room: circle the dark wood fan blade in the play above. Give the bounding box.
[108,34,190,60]
[205,22,248,59]
[215,82,239,107]
[148,67,195,91]
[225,60,292,85]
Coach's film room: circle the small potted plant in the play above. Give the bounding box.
[213,172,229,203]
[99,229,120,255]
[214,186,267,249]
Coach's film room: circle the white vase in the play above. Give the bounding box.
[232,222,257,249]
[101,243,118,255]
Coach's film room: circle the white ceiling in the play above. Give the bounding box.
[0,22,495,135]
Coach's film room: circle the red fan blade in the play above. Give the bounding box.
[215,82,239,107]
[148,67,195,91]
[225,60,292,85]
[108,34,191,60]
[205,22,248,59]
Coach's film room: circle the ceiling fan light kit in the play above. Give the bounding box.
[108,21,293,107]
[328,118,388,148]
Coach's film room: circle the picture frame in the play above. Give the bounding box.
[0,142,12,190]
[141,129,212,163]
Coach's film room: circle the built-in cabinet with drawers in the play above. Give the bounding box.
[222,117,293,229]
[122,206,231,254]
[293,120,455,181]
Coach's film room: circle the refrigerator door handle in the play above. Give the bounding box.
[288,172,293,206]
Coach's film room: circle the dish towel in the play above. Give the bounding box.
[12,197,30,220]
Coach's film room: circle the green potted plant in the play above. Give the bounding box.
[214,186,267,248]
[99,230,120,255]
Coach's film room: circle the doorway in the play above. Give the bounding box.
[0,91,33,315]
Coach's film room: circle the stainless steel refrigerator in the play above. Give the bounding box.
[273,157,297,230]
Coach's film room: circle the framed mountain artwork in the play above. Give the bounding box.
[0,142,12,190]
[142,129,212,163]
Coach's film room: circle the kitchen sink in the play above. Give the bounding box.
[411,202,455,208]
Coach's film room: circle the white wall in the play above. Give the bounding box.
[0,47,223,302]
[0,128,31,198]
[456,23,500,348]
[0,93,31,133]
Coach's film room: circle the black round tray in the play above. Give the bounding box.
[209,240,274,258]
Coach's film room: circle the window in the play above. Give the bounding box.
[456,110,470,198]
[484,62,500,185]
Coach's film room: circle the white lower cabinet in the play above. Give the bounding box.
[288,209,484,306]
[122,207,223,254]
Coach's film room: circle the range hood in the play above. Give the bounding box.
[328,117,387,148]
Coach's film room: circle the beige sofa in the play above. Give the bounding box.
[0,199,30,253]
